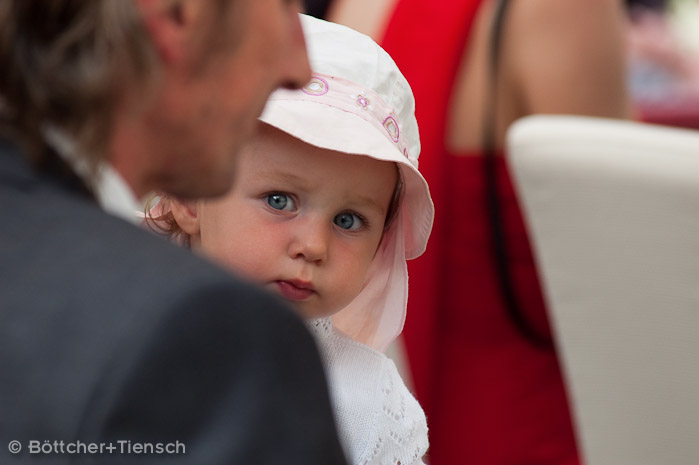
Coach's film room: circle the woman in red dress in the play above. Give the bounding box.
[330,1,631,463]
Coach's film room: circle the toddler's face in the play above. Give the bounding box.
[196,125,398,318]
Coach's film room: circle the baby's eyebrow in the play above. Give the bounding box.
[350,194,387,216]
[254,169,312,189]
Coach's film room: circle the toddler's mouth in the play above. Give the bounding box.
[275,279,315,301]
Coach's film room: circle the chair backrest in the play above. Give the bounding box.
[507,115,699,465]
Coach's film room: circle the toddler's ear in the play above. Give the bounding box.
[170,199,201,236]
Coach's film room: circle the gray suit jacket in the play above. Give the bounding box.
[0,140,347,464]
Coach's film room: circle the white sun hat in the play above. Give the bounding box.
[259,15,434,352]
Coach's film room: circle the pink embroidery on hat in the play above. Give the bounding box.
[302,76,329,96]
[383,116,399,142]
[356,95,370,109]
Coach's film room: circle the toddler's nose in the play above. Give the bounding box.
[288,218,329,265]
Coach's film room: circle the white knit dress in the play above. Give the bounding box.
[308,318,429,465]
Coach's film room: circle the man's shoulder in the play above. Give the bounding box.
[0,146,293,332]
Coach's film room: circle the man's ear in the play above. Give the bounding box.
[170,198,201,237]
[134,0,203,64]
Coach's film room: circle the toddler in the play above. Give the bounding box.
[148,15,433,465]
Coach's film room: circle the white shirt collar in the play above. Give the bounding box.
[43,126,144,224]
[93,165,144,224]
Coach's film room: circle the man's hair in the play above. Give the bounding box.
[0,1,159,165]
[0,0,234,167]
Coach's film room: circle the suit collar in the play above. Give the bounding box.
[0,137,94,199]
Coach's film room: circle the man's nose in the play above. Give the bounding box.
[279,4,312,90]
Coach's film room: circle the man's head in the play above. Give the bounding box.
[0,0,311,198]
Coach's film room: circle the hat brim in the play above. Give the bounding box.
[259,99,434,259]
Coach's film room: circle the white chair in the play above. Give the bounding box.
[507,115,699,465]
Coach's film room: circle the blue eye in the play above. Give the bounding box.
[266,193,295,211]
[334,212,363,231]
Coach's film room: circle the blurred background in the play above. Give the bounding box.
[627,0,699,128]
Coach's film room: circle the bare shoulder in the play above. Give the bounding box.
[505,0,632,118]
[507,0,629,63]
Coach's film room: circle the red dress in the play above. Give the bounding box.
[381,1,581,464]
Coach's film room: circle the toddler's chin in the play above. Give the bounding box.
[294,304,339,321]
